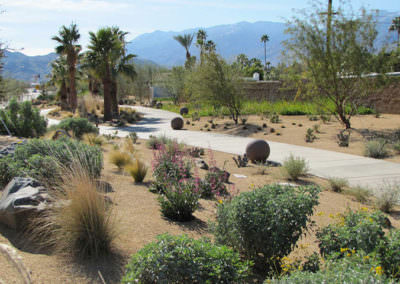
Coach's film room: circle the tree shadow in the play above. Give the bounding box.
[355,128,400,143]
[167,217,209,234]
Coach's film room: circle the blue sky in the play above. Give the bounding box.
[1,0,398,56]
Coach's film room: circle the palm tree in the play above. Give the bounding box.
[49,56,69,110]
[389,16,400,47]
[109,27,137,115]
[173,33,194,61]
[196,29,207,64]
[87,28,122,121]
[205,40,216,53]
[52,23,81,112]
[261,34,269,69]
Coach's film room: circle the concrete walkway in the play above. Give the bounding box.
[43,106,400,193]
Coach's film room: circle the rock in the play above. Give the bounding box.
[180,107,189,116]
[210,167,230,183]
[195,159,209,170]
[52,129,71,140]
[245,140,270,163]
[0,177,51,230]
[0,140,26,158]
[171,117,184,130]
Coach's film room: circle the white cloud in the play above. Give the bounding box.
[19,47,55,56]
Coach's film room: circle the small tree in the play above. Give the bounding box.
[194,53,243,124]
[284,2,386,129]
[164,66,186,105]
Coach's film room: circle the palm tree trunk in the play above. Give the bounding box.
[111,79,119,117]
[60,80,68,111]
[264,42,267,68]
[103,66,113,121]
[68,62,77,112]
[186,50,191,60]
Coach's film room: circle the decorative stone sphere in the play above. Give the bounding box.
[245,140,270,163]
[180,107,189,116]
[171,117,184,130]
[156,102,163,109]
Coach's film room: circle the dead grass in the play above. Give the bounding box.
[109,150,133,171]
[125,159,148,183]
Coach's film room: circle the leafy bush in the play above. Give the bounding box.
[151,143,191,193]
[122,234,252,283]
[393,142,400,154]
[119,107,140,123]
[0,138,103,187]
[54,117,98,139]
[213,184,320,270]
[146,135,171,149]
[317,209,388,256]
[125,159,148,183]
[282,155,309,181]
[377,230,400,279]
[364,139,390,159]
[109,150,132,171]
[200,168,228,198]
[0,98,47,137]
[270,251,387,283]
[375,183,400,213]
[270,113,280,123]
[302,252,321,273]
[328,177,349,192]
[158,179,200,221]
[305,128,316,142]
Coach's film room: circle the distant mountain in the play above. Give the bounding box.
[3,51,58,82]
[127,10,399,67]
[2,10,399,81]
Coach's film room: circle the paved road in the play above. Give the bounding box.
[42,106,400,193]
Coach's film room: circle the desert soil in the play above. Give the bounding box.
[181,113,400,163]
[0,136,399,283]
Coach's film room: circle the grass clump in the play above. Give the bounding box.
[29,162,115,259]
[125,159,148,183]
[282,154,309,181]
[83,133,104,146]
[375,183,400,213]
[328,177,349,192]
[364,139,390,159]
[345,186,372,203]
[109,150,132,171]
[122,234,252,283]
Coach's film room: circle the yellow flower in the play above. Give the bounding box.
[361,207,369,212]
[340,248,349,253]
[329,213,335,219]
[352,249,356,254]
[347,253,352,257]
[375,266,383,276]
[364,256,370,260]
[298,265,303,271]
[316,212,325,216]
[368,218,374,223]
[217,199,223,204]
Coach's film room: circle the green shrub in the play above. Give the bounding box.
[364,139,390,159]
[122,234,252,283]
[0,98,47,137]
[146,135,172,149]
[377,230,400,279]
[269,251,387,283]
[0,138,103,187]
[345,186,372,203]
[53,117,98,139]
[282,155,309,181]
[302,252,321,273]
[317,209,388,256]
[375,183,400,213]
[128,132,138,144]
[328,177,349,192]
[213,184,320,270]
[158,179,200,221]
[305,128,316,143]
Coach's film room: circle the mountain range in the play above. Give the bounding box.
[3,10,399,82]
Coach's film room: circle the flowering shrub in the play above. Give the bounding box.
[200,168,228,198]
[151,143,191,193]
[377,229,400,279]
[158,179,200,221]
[122,234,252,283]
[213,184,320,271]
[317,209,388,256]
[269,251,387,283]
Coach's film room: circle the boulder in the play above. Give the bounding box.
[171,117,184,130]
[0,140,26,158]
[245,140,270,163]
[180,107,189,116]
[0,177,50,230]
